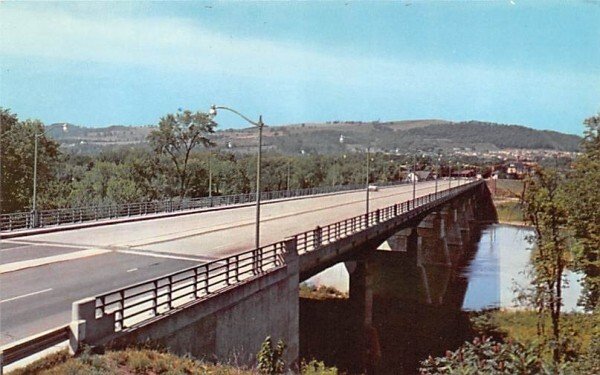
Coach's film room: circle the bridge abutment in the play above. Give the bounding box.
[73,239,300,369]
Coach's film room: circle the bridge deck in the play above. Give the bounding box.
[1,180,470,345]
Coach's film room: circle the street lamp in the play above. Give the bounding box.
[448,161,452,189]
[412,151,423,200]
[435,154,442,194]
[210,105,264,249]
[33,123,68,215]
[339,134,371,215]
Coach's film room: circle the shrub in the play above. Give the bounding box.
[257,336,286,374]
[420,336,544,374]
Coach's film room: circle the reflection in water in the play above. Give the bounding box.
[462,224,582,311]
[300,224,583,374]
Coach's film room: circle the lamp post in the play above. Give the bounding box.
[412,151,422,200]
[286,161,291,191]
[339,134,370,215]
[435,154,442,194]
[210,105,264,249]
[208,151,213,198]
[33,127,65,219]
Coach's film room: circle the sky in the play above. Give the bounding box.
[1,1,599,135]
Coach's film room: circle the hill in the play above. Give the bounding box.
[46,120,581,154]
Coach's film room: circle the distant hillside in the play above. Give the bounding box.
[46,120,581,154]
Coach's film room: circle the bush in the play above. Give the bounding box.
[257,336,286,374]
[300,359,338,375]
[420,336,544,374]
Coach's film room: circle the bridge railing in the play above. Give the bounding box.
[0,325,70,370]
[94,242,285,332]
[0,180,412,232]
[88,179,481,334]
[294,180,481,254]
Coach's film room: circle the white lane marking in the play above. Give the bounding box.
[0,240,85,249]
[0,248,110,274]
[117,249,202,262]
[0,288,53,304]
[0,243,30,251]
[126,268,138,273]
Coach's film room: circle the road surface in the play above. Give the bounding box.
[0,180,466,344]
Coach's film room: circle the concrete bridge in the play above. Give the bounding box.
[0,180,495,372]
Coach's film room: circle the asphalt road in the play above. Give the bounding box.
[0,180,466,345]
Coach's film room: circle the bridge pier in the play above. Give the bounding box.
[417,212,451,267]
[441,206,464,266]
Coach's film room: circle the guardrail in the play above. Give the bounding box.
[0,325,70,371]
[293,180,480,254]
[0,180,411,232]
[94,242,286,331]
[90,180,480,334]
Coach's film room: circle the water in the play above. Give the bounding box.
[300,224,584,374]
[306,224,583,312]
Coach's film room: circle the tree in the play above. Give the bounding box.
[147,109,216,198]
[522,167,571,364]
[0,109,61,213]
[566,115,600,311]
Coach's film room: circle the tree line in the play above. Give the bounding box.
[1,108,454,214]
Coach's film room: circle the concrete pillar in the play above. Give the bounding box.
[380,227,419,265]
[417,212,451,267]
[282,238,300,367]
[348,260,374,373]
[455,200,472,244]
[441,206,464,265]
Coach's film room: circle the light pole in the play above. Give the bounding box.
[412,151,422,200]
[208,151,213,198]
[210,105,264,249]
[435,154,442,194]
[26,124,67,226]
[286,161,291,191]
[339,134,370,215]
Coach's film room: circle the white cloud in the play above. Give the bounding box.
[1,5,597,100]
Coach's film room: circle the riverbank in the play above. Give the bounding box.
[494,198,529,226]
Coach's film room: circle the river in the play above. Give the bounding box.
[300,224,583,373]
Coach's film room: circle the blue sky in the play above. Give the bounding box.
[1,1,598,135]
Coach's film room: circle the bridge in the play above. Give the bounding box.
[0,179,494,372]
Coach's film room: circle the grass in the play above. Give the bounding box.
[470,309,598,363]
[492,179,525,198]
[299,283,348,300]
[494,200,525,224]
[9,347,339,375]
[9,348,258,375]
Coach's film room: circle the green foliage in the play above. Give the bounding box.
[256,336,286,375]
[12,348,257,375]
[0,108,61,213]
[300,359,338,375]
[148,109,216,198]
[522,167,572,364]
[299,283,348,300]
[565,115,600,311]
[420,336,545,374]
[495,200,524,223]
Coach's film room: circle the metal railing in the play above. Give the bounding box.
[91,180,481,333]
[94,242,286,331]
[0,180,412,232]
[0,325,70,369]
[293,181,480,254]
